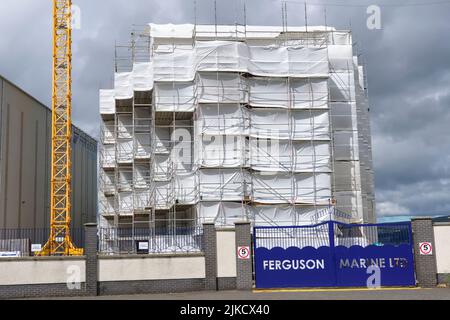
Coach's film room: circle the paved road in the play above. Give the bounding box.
[38,287,450,300]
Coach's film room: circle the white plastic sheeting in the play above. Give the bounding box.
[150,24,350,44]
[117,140,133,163]
[251,205,331,226]
[197,135,246,168]
[134,133,151,159]
[199,169,244,201]
[176,172,198,204]
[134,190,151,211]
[196,41,248,72]
[99,25,372,227]
[118,192,133,214]
[154,127,170,154]
[114,72,134,100]
[249,78,328,109]
[101,144,115,168]
[99,89,116,114]
[249,109,330,140]
[134,164,150,189]
[198,201,246,224]
[333,130,359,160]
[132,62,154,91]
[118,169,133,191]
[99,194,116,216]
[249,140,331,172]
[117,115,133,139]
[154,82,196,111]
[112,41,330,96]
[328,45,353,71]
[252,172,331,204]
[197,72,247,103]
[329,71,356,102]
[196,103,248,135]
[153,49,196,81]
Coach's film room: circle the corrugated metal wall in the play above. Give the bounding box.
[0,75,97,229]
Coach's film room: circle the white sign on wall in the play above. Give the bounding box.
[237,246,251,260]
[419,242,433,255]
[31,244,42,252]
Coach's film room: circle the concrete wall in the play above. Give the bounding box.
[216,228,237,278]
[0,257,85,286]
[98,254,205,282]
[0,75,97,229]
[433,223,450,283]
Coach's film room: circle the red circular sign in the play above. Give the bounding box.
[237,246,250,259]
[419,242,432,255]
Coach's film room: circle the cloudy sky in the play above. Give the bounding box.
[0,0,449,220]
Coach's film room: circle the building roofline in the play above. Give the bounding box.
[0,73,97,143]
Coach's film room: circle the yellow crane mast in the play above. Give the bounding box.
[38,0,82,256]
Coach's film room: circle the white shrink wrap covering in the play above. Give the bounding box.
[250,109,330,140]
[294,141,331,172]
[117,115,133,139]
[132,62,154,91]
[198,135,245,167]
[114,72,133,99]
[329,71,356,102]
[328,45,353,71]
[249,138,292,172]
[196,41,249,72]
[292,110,330,140]
[249,140,331,173]
[252,173,293,204]
[153,48,196,81]
[249,78,289,108]
[291,79,328,109]
[250,109,290,139]
[198,201,247,224]
[197,103,246,135]
[198,72,247,103]
[248,46,328,77]
[134,190,151,210]
[118,192,133,214]
[101,144,115,168]
[99,89,116,114]
[295,173,331,204]
[176,172,199,204]
[117,140,133,163]
[199,169,244,201]
[252,172,331,204]
[154,82,196,112]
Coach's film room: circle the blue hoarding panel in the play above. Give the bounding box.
[255,246,336,289]
[334,244,415,287]
[254,220,416,289]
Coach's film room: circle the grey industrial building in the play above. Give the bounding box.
[0,74,97,229]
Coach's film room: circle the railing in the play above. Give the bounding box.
[98,225,203,255]
[254,221,413,250]
[0,228,85,257]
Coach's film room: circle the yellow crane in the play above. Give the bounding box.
[38,0,83,256]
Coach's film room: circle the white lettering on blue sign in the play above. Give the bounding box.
[339,257,407,269]
[263,259,325,271]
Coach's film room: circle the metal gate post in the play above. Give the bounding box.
[328,221,337,286]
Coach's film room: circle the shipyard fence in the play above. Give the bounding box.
[253,221,416,288]
[98,225,204,255]
[0,228,85,257]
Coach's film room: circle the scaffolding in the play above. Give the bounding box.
[98,18,375,253]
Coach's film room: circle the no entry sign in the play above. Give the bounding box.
[419,242,433,255]
[237,246,251,260]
